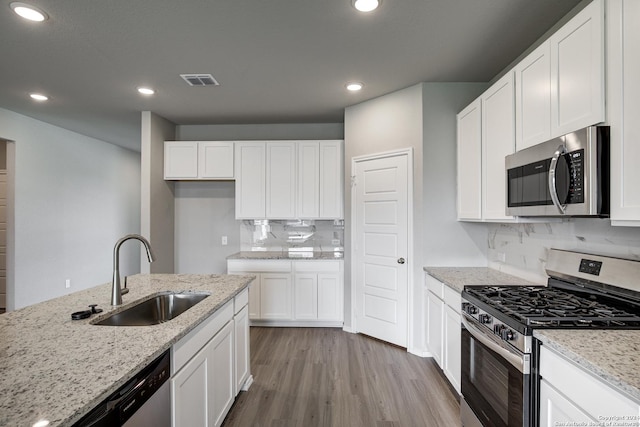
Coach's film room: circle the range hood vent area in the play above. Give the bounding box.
[180,74,220,87]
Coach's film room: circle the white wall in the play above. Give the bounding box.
[0,108,141,309]
[344,83,488,354]
[141,112,176,273]
[422,83,488,266]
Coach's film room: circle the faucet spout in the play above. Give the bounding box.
[111,234,155,306]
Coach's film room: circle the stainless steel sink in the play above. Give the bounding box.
[93,292,210,326]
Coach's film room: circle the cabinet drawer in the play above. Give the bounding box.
[172,300,234,375]
[294,260,341,273]
[444,286,461,313]
[539,346,639,419]
[234,288,249,314]
[425,274,445,299]
[227,260,292,273]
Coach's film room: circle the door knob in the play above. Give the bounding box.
[397,258,405,264]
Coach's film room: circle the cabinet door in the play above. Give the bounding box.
[171,344,208,427]
[209,321,235,427]
[426,290,443,365]
[608,0,640,225]
[165,141,198,179]
[235,142,266,219]
[443,304,461,394]
[294,273,317,319]
[539,380,596,427]
[456,99,482,220]
[317,273,342,321]
[234,305,250,395]
[319,140,344,219]
[550,0,605,137]
[248,276,261,319]
[266,142,296,218]
[481,72,515,221]
[297,142,320,218]
[199,141,234,179]
[515,42,551,150]
[260,273,292,319]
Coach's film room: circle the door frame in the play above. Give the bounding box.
[350,148,414,348]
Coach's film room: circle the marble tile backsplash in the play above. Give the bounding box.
[487,219,640,282]
[240,219,344,252]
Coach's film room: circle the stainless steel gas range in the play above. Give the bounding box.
[460,249,640,427]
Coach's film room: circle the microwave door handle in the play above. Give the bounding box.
[548,144,567,214]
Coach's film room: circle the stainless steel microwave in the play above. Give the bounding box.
[505,126,609,217]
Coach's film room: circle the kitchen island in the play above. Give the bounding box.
[0,274,254,427]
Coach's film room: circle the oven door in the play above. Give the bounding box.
[461,314,531,427]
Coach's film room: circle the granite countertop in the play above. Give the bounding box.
[0,274,254,427]
[534,329,640,403]
[423,266,541,293]
[227,251,344,260]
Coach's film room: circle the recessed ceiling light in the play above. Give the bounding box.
[32,420,50,427]
[10,2,48,22]
[137,87,155,96]
[29,93,49,101]
[352,0,381,13]
[346,82,364,92]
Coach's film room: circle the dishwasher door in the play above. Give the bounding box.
[123,380,170,427]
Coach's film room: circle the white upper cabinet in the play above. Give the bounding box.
[164,141,234,180]
[235,142,266,219]
[549,0,605,137]
[607,0,640,226]
[457,74,516,222]
[515,42,551,151]
[164,141,199,179]
[266,141,296,219]
[235,140,344,220]
[199,142,234,179]
[297,142,320,218]
[456,99,482,221]
[481,72,515,221]
[318,140,344,219]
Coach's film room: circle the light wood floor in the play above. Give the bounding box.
[222,327,460,427]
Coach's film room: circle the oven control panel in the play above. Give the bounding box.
[462,300,531,354]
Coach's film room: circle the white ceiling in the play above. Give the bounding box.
[0,0,581,151]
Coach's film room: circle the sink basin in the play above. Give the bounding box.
[93,292,210,326]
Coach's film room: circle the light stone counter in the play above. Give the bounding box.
[423,267,541,293]
[227,251,343,260]
[0,274,254,427]
[534,329,640,403]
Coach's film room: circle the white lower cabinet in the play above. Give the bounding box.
[228,259,343,326]
[539,346,640,426]
[424,273,461,394]
[171,291,251,427]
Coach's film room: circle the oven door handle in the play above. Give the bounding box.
[548,144,567,215]
[462,314,530,374]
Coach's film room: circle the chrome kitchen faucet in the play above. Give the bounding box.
[111,234,155,306]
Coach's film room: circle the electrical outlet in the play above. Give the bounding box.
[65,279,71,289]
[221,236,228,245]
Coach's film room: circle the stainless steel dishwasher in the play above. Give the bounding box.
[73,350,171,427]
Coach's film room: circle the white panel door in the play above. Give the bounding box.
[260,273,292,320]
[319,140,344,219]
[164,141,198,179]
[354,152,408,347]
[317,273,342,321]
[294,273,317,320]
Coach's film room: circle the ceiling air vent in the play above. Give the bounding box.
[180,74,220,87]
